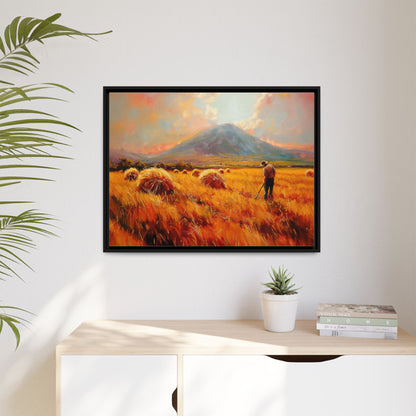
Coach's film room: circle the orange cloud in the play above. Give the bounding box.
[235,117,264,134]
[127,93,159,109]
[238,92,314,146]
[110,93,216,154]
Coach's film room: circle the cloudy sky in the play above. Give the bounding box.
[109,92,315,155]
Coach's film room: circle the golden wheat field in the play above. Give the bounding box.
[109,167,314,247]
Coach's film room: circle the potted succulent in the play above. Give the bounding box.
[261,266,300,332]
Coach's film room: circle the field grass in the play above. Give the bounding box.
[109,167,315,247]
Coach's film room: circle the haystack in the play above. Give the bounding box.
[173,169,179,174]
[199,169,226,189]
[124,168,139,181]
[218,168,225,174]
[137,168,174,195]
[182,170,188,175]
[225,168,231,173]
[191,169,200,177]
[305,169,314,178]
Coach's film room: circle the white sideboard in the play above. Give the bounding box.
[56,320,416,416]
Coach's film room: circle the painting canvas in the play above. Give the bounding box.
[104,87,320,251]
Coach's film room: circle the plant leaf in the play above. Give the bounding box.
[0,36,5,55]
[9,16,21,48]
[0,13,111,349]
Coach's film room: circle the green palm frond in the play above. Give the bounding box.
[0,305,33,348]
[0,84,76,187]
[0,210,55,280]
[0,13,111,81]
[0,13,111,348]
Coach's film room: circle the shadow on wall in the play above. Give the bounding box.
[0,263,106,416]
[8,353,56,416]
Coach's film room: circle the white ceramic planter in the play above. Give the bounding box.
[261,291,299,332]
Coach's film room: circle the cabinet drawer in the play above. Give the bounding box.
[183,355,416,416]
[61,355,177,416]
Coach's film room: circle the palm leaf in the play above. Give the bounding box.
[0,210,56,278]
[0,13,111,80]
[0,306,33,349]
[0,84,76,171]
[0,14,110,349]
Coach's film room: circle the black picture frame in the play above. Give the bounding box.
[104,86,320,252]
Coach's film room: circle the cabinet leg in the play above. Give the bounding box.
[177,354,183,416]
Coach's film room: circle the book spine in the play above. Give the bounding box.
[318,316,398,327]
[317,311,397,319]
[319,330,398,339]
[316,323,398,333]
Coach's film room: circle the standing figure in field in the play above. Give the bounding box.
[261,160,276,201]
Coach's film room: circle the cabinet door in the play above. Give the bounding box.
[285,355,416,416]
[183,355,416,416]
[61,355,177,416]
[184,355,287,416]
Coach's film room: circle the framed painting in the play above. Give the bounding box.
[104,86,320,252]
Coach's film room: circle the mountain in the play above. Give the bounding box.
[152,123,310,163]
[110,124,314,166]
[159,123,276,157]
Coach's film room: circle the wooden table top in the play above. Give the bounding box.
[56,320,416,356]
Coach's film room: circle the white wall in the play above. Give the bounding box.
[0,0,415,415]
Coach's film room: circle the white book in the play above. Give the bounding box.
[316,323,398,333]
[319,330,397,339]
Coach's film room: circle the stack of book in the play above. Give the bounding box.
[317,303,398,339]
